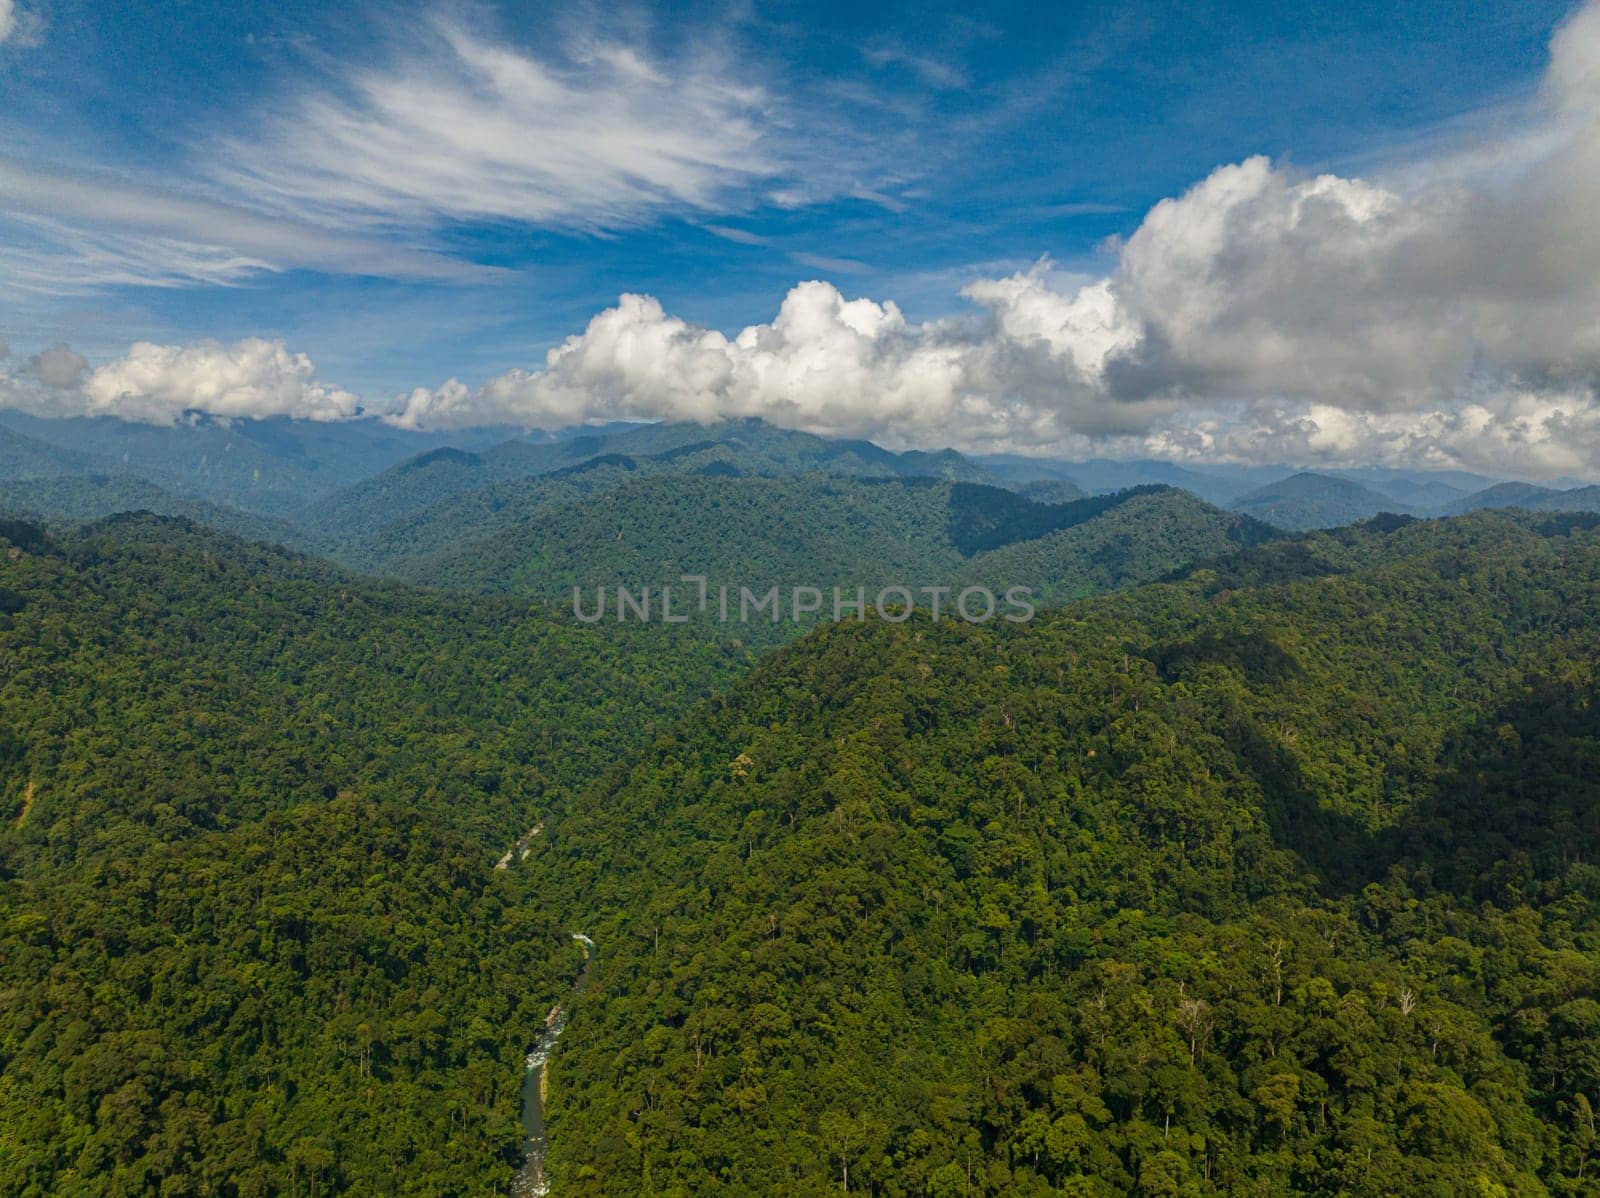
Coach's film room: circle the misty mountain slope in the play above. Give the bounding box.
[1013,477,1087,503]
[0,473,321,549]
[292,438,573,548]
[0,412,515,517]
[1439,481,1563,515]
[1028,458,1292,505]
[1229,471,1411,529]
[0,423,108,479]
[407,474,971,597]
[1351,475,1466,508]
[1441,481,1600,516]
[523,509,1600,1195]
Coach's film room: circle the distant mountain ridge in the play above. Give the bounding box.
[5,411,1600,562]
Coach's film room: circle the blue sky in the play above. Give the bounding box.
[3,0,1600,478]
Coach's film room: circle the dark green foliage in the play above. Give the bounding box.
[518,510,1600,1196]
[0,515,752,1195]
[399,477,1277,630]
[298,419,1008,558]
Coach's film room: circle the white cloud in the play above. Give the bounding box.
[703,225,771,246]
[27,344,87,389]
[1090,0,1600,417]
[0,338,361,424]
[383,0,1600,479]
[0,159,497,293]
[0,14,790,291]
[81,339,362,423]
[0,0,36,48]
[789,252,870,275]
[212,17,780,233]
[386,275,1170,450]
[1143,391,1600,481]
[11,4,1600,480]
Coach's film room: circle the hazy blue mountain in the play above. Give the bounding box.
[0,422,108,479]
[1433,476,1600,515]
[1333,465,1501,495]
[0,473,319,549]
[1229,471,1411,529]
[1034,458,1291,505]
[1352,475,1467,508]
[1542,484,1600,511]
[0,412,517,516]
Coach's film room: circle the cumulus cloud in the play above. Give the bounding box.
[82,339,362,423]
[386,274,1171,450]
[384,0,1600,478]
[1041,0,1589,424]
[1144,391,1600,482]
[0,338,361,424]
[27,344,88,389]
[0,1,15,45]
[213,17,780,233]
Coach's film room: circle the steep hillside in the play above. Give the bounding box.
[0,515,752,1195]
[521,510,1600,1196]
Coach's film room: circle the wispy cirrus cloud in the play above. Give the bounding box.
[1,11,806,293]
[209,16,784,234]
[790,252,870,275]
[0,158,506,293]
[0,0,41,48]
[703,224,772,246]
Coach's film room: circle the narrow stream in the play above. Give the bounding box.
[512,933,596,1197]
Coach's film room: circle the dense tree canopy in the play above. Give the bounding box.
[522,510,1600,1196]
[0,514,750,1195]
[2,501,1598,1196]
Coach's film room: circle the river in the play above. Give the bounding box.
[511,932,596,1197]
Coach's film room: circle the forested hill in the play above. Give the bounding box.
[0,514,752,1195]
[298,417,1005,555]
[399,475,1277,617]
[525,509,1600,1196]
